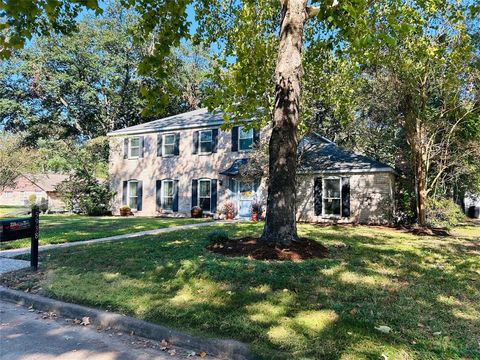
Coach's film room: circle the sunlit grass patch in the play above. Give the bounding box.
[2,223,478,359]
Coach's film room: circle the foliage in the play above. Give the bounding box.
[0,1,211,144]
[221,201,236,214]
[27,194,37,207]
[206,229,229,243]
[4,223,479,358]
[57,171,114,216]
[426,198,465,229]
[0,132,37,192]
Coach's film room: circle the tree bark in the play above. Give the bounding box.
[260,0,307,246]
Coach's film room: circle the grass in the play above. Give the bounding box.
[0,213,210,249]
[2,223,479,359]
[0,205,28,217]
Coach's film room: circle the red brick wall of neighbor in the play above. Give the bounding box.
[0,176,65,208]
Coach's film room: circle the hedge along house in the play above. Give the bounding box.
[107,108,396,224]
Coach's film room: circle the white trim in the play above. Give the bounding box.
[322,177,342,217]
[300,167,395,175]
[127,180,139,210]
[198,178,212,212]
[238,126,254,152]
[162,133,176,157]
[128,137,141,159]
[199,129,213,154]
[161,179,174,211]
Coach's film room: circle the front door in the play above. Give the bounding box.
[238,181,255,217]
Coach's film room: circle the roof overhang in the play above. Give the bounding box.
[219,159,250,176]
[298,167,396,175]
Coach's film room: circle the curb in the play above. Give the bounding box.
[0,286,254,360]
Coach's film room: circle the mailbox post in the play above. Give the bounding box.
[0,206,40,270]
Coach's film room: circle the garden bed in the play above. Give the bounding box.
[206,237,329,261]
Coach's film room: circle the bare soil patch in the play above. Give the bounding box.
[206,237,329,261]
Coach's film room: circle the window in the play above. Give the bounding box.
[198,179,211,212]
[162,180,174,210]
[239,126,253,151]
[323,178,341,216]
[129,137,141,158]
[128,181,139,210]
[4,192,12,198]
[199,130,213,154]
[163,134,176,156]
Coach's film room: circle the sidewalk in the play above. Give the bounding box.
[0,220,227,259]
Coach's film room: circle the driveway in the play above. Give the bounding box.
[0,300,213,360]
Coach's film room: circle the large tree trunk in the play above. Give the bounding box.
[405,114,428,227]
[260,0,307,246]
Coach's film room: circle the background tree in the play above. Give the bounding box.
[0,132,37,192]
[0,1,211,144]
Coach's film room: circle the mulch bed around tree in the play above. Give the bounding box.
[206,237,329,261]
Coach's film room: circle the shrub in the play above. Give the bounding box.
[426,197,465,229]
[207,229,229,243]
[57,170,114,216]
[221,201,235,214]
[27,194,37,206]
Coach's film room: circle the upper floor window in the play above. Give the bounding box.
[162,180,174,210]
[128,180,139,210]
[198,179,211,212]
[163,134,176,156]
[199,130,213,154]
[129,137,141,158]
[239,127,254,151]
[323,178,341,216]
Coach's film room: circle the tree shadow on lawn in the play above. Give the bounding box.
[10,224,480,360]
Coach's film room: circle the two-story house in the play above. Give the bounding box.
[107,108,396,224]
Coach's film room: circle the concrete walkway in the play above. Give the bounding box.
[0,221,225,259]
[0,300,215,360]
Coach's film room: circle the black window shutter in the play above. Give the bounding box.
[157,134,163,157]
[156,180,162,210]
[173,180,179,211]
[253,129,260,146]
[211,179,218,213]
[192,131,199,154]
[341,177,350,218]
[314,177,323,216]
[122,181,128,205]
[212,129,219,153]
[139,136,145,158]
[191,179,198,207]
[137,181,143,211]
[231,126,239,152]
[123,138,129,159]
[174,133,180,155]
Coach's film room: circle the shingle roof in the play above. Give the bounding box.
[298,135,394,174]
[24,174,69,192]
[107,108,226,136]
[220,159,250,176]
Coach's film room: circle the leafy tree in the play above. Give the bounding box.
[3,0,478,241]
[0,132,37,192]
[0,2,211,144]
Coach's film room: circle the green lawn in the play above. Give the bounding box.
[0,214,210,249]
[0,205,29,217]
[2,223,479,359]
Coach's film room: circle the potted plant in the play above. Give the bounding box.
[251,202,261,221]
[191,206,203,218]
[222,201,235,220]
[120,205,132,216]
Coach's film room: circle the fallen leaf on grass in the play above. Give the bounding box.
[375,325,392,334]
[350,308,358,316]
[168,349,176,356]
[197,351,207,357]
[80,317,90,326]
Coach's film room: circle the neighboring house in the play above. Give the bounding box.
[0,174,68,210]
[107,108,395,224]
[464,193,480,218]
